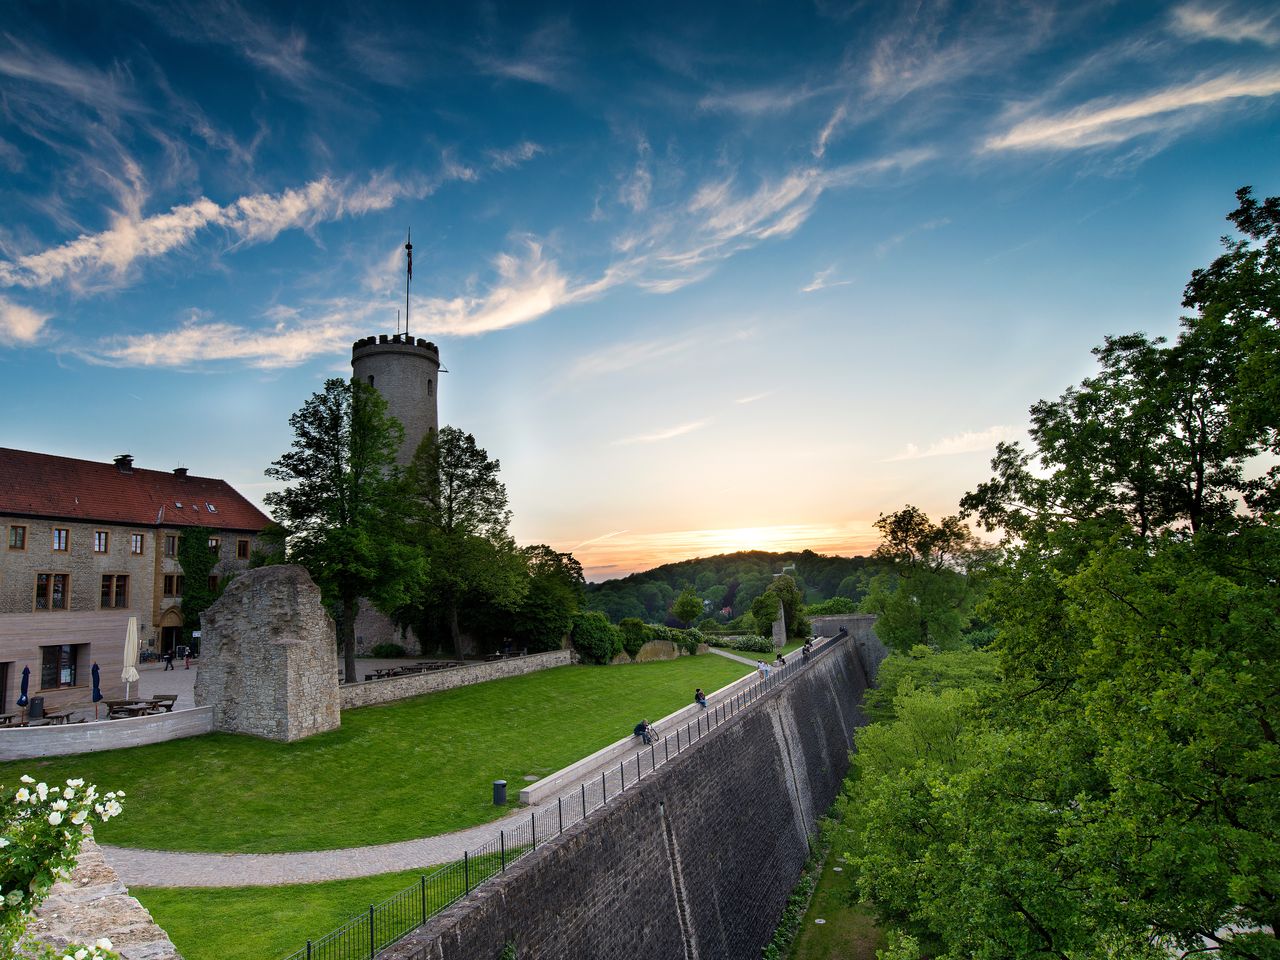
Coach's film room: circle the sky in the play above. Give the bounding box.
[1,1,1277,580]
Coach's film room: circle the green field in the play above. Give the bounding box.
[136,870,428,960]
[2,657,754,853]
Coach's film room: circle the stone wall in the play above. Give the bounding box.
[194,565,340,741]
[808,614,887,679]
[30,837,181,960]
[382,635,871,960]
[339,650,572,710]
[0,706,213,760]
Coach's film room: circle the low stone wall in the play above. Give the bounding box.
[339,650,572,710]
[30,837,181,960]
[0,707,214,761]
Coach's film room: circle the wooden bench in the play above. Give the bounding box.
[148,694,178,713]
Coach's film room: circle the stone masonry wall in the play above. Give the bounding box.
[194,565,340,741]
[382,636,871,960]
[339,650,572,710]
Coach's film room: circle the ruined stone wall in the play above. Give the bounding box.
[339,650,572,710]
[194,565,340,741]
[382,636,871,960]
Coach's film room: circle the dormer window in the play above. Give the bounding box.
[206,502,217,513]
[175,502,183,509]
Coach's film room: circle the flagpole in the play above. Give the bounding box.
[404,229,412,339]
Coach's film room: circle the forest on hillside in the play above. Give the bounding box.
[584,550,875,625]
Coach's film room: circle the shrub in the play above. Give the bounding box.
[619,618,650,659]
[730,634,774,653]
[679,628,704,656]
[805,596,858,616]
[571,611,622,664]
[370,642,406,658]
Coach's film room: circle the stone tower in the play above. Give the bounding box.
[350,334,441,465]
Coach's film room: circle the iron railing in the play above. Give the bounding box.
[281,631,848,960]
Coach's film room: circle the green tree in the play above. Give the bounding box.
[672,585,702,627]
[404,427,526,656]
[767,573,808,637]
[750,592,780,637]
[265,378,423,681]
[176,525,218,651]
[858,506,989,653]
[512,545,584,652]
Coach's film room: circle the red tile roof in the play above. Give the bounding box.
[0,448,272,532]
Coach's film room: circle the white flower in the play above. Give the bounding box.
[0,837,9,847]
[74,949,87,960]
[48,811,63,826]
[66,778,84,788]
[15,788,29,802]
[94,938,112,951]
[51,799,68,812]
[63,787,75,799]
[20,775,34,783]
[70,811,87,826]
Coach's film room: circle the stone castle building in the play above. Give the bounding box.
[349,333,442,652]
[0,449,270,714]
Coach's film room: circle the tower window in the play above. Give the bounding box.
[368,375,375,386]
[427,379,433,397]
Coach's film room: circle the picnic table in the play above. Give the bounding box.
[0,713,17,727]
[42,710,74,725]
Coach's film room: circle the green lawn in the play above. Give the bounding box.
[136,870,427,960]
[788,853,884,959]
[1,657,753,853]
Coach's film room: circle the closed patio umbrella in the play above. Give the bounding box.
[122,616,140,700]
[92,662,103,719]
[16,665,29,708]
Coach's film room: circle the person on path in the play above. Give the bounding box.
[634,719,654,745]
[163,649,175,671]
[757,660,767,680]
[695,688,707,709]
[775,652,786,668]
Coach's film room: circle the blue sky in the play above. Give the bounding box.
[1,0,1277,578]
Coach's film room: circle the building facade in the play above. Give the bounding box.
[0,449,270,714]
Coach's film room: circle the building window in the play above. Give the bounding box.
[208,575,219,592]
[40,644,82,689]
[164,534,177,557]
[208,537,220,555]
[428,379,433,397]
[100,574,129,609]
[236,539,250,559]
[8,525,25,550]
[131,533,144,555]
[94,531,109,553]
[52,528,68,551]
[368,375,374,386]
[163,574,185,597]
[34,573,69,611]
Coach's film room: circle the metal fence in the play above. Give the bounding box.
[281,631,848,960]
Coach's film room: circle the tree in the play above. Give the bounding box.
[672,586,702,627]
[858,506,989,653]
[404,427,526,656]
[265,378,423,681]
[767,573,808,637]
[751,592,780,637]
[177,525,218,652]
[848,190,1280,960]
[513,545,585,652]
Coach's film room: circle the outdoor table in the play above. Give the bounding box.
[0,713,16,727]
[43,710,74,725]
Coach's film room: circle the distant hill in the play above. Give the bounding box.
[584,549,874,625]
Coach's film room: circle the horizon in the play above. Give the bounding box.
[2,1,1277,580]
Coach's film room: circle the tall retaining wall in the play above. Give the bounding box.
[339,650,573,710]
[383,635,873,960]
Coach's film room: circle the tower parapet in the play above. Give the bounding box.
[351,334,441,466]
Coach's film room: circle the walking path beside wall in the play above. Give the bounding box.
[381,632,879,960]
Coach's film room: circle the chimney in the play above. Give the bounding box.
[113,454,134,473]
[173,467,188,479]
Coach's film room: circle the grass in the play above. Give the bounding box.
[135,870,427,960]
[0,657,754,853]
[787,840,884,960]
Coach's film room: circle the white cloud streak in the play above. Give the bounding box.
[487,141,544,170]
[1170,4,1280,45]
[611,419,712,446]
[0,295,50,345]
[985,68,1280,151]
[884,425,1021,461]
[800,265,852,293]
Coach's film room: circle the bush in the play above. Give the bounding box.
[679,627,704,655]
[730,634,774,653]
[805,596,858,616]
[370,642,406,658]
[619,617,650,659]
[571,611,622,664]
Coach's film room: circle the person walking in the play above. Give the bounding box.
[163,649,176,671]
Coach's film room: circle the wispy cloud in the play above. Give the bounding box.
[0,170,460,294]
[472,20,575,89]
[800,265,852,293]
[985,68,1280,151]
[487,141,544,170]
[619,137,653,213]
[0,295,50,345]
[736,391,773,405]
[698,81,833,115]
[884,425,1021,461]
[611,419,712,446]
[876,217,949,257]
[813,103,847,159]
[569,334,700,378]
[1170,4,1280,45]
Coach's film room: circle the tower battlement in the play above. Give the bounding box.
[351,334,440,357]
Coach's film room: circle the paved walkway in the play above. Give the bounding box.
[103,656,763,888]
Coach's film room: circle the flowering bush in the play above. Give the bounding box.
[1,776,124,960]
